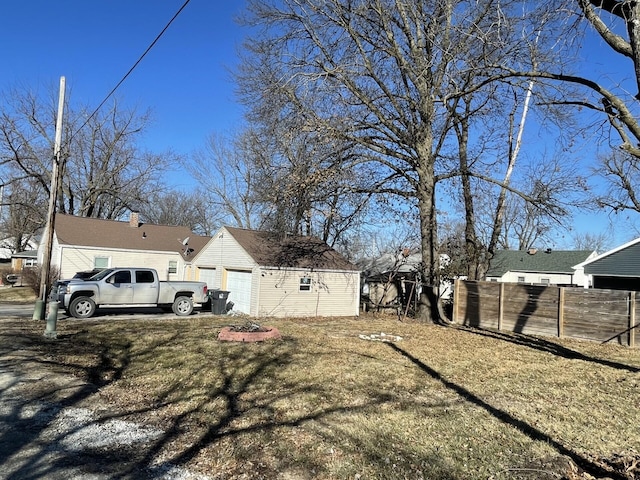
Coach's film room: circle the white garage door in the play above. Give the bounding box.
[199,268,217,288]
[226,270,252,314]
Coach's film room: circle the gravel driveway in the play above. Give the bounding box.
[0,320,211,480]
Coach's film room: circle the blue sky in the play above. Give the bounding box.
[1,1,245,157]
[0,1,637,250]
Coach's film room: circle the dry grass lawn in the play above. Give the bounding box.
[2,309,640,479]
[0,285,36,303]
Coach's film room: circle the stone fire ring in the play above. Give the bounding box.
[217,326,282,342]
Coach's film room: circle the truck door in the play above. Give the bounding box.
[102,270,134,304]
[132,270,159,304]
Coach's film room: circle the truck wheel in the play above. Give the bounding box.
[172,296,193,316]
[69,296,96,319]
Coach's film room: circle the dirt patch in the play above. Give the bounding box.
[218,322,281,342]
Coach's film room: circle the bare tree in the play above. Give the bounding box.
[188,132,263,230]
[234,50,369,247]
[0,178,45,253]
[240,0,567,321]
[478,2,640,220]
[142,188,215,235]
[0,84,173,235]
[595,150,640,214]
[571,230,612,251]
[60,101,171,219]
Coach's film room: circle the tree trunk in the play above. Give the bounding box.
[414,153,444,323]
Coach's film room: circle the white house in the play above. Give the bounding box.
[485,249,598,287]
[39,213,210,281]
[193,226,360,317]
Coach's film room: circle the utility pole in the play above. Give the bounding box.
[34,76,65,326]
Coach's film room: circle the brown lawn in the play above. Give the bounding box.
[1,310,639,479]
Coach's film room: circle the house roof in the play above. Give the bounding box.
[225,226,358,271]
[581,237,640,277]
[11,250,37,259]
[54,214,211,261]
[358,252,422,277]
[486,249,596,277]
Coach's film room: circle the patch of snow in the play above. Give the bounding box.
[56,407,164,450]
[358,332,403,342]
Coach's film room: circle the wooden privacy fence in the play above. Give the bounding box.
[453,280,638,347]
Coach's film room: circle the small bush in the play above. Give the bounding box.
[20,267,60,295]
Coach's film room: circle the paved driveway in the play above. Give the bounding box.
[0,303,211,320]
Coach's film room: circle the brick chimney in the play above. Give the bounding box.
[129,211,140,228]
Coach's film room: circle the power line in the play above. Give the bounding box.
[72,0,192,138]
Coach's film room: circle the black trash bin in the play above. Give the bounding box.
[209,289,231,314]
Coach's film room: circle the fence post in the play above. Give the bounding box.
[630,291,636,348]
[558,287,565,339]
[453,279,460,323]
[498,283,504,331]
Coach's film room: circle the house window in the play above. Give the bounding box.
[168,260,178,274]
[299,277,312,292]
[540,278,550,285]
[517,276,525,283]
[24,257,37,267]
[94,256,110,269]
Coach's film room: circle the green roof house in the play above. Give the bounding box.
[485,248,597,287]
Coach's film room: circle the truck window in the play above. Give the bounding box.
[136,270,155,283]
[109,271,131,284]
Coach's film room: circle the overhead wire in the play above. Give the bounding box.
[71,0,192,139]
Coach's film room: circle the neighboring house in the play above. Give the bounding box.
[11,250,37,271]
[485,248,597,287]
[0,237,39,264]
[579,237,640,290]
[359,250,453,311]
[192,226,360,317]
[39,213,210,281]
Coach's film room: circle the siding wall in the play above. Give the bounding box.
[58,247,184,281]
[454,280,637,346]
[194,229,259,315]
[585,242,640,276]
[257,268,360,317]
[194,230,256,291]
[499,271,574,285]
[195,228,360,317]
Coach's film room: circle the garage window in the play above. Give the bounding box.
[299,277,312,292]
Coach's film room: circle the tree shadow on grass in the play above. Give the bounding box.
[1,319,462,479]
[0,321,189,479]
[116,338,431,478]
[457,325,640,373]
[386,342,627,480]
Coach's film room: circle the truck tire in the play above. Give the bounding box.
[172,296,193,316]
[69,296,96,319]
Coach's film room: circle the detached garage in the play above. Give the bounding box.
[581,237,640,290]
[193,226,360,317]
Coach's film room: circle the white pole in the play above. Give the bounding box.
[35,76,65,323]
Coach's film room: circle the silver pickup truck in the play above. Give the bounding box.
[54,267,209,319]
